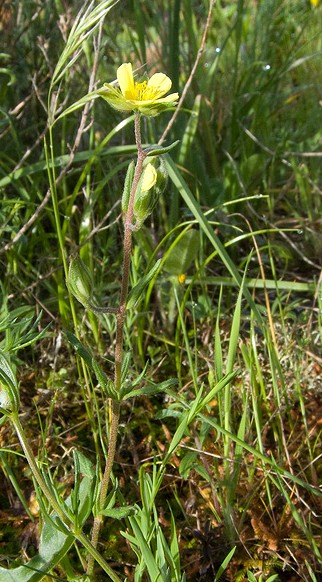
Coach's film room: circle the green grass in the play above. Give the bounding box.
[0,0,321,580]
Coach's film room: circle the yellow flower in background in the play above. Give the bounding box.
[310,0,320,6]
[178,273,186,285]
[99,63,179,116]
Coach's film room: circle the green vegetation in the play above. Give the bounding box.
[0,1,321,580]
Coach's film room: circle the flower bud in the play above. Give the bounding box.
[67,257,94,308]
[141,163,157,192]
[133,157,168,229]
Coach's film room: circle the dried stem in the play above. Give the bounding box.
[158,0,215,145]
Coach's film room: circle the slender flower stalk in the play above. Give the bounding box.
[87,112,147,575]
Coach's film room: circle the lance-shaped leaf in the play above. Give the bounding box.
[65,331,118,399]
[127,259,162,309]
[163,229,199,276]
[144,140,179,157]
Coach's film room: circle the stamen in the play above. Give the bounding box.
[135,81,148,100]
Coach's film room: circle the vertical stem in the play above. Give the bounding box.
[114,112,145,390]
[87,112,146,575]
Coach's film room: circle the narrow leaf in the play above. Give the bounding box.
[144,140,180,157]
[163,229,199,275]
[101,505,137,519]
[165,155,264,329]
[127,259,162,309]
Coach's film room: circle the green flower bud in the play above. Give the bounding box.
[133,157,168,229]
[67,257,94,308]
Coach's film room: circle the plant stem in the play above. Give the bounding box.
[87,112,146,576]
[12,414,121,580]
[13,414,70,523]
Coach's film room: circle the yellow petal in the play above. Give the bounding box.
[141,163,157,192]
[156,92,179,102]
[117,63,135,99]
[147,73,172,98]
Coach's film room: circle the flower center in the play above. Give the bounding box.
[134,81,157,101]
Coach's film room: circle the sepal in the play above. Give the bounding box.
[122,160,135,215]
[144,140,179,157]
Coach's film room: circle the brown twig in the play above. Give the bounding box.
[158,0,215,145]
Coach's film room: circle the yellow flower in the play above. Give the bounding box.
[99,63,179,116]
[310,0,320,6]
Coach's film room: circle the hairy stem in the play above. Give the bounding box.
[87,112,145,576]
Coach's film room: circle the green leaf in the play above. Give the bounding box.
[196,370,237,414]
[169,509,181,578]
[162,372,236,465]
[163,229,199,275]
[178,95,201,166]
[0,350,17,390]
[91,357,118,399]
[0,453,95,581]
[65,332,118,399]
[127,259,162,309]
[0,350,19,412]
[213,546,236,581]
[1,310,49,353]
[179,451,198,479]
[164,155,264,329]
[120,350,132,390]
[122,378,178,400]
[65,330,93,368]
[125,515,163,580]
[101,505,137,519]
[144,140,180,157]
[71,451,96,526]
[121,160,135,215]
[54,90,100,123]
